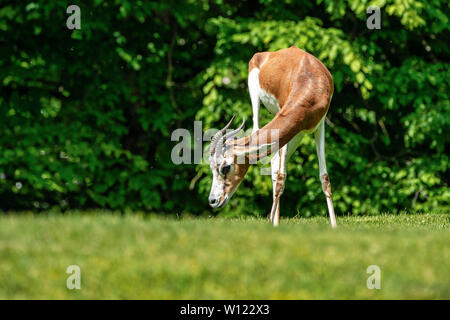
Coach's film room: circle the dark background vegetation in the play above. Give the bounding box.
[0,1,448,216]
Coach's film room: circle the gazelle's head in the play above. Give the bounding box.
[208,116,274,209]
[208,116,249,208]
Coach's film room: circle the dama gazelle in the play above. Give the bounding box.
[208,46,337,227]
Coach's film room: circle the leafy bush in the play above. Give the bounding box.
[0,1,448,215]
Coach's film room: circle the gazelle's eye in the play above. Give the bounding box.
[220,164,231,176]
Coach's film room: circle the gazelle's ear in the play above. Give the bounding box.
[233,142,277,158]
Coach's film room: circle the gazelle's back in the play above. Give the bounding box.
[249,46,333,109]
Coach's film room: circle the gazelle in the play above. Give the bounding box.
[208,46,337,227]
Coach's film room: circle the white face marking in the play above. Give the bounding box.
[208,156,234,208]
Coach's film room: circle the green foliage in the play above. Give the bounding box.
[0,1,448,215]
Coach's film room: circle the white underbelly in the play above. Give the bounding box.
[260,89,280,114]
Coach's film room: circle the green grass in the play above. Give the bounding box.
[0,212,449,299]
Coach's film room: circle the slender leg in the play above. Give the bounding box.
[270,145,287,226]
[314,118,337,228]
[248,69,260,133]
[269,151,279,223]
[269,132,305,225]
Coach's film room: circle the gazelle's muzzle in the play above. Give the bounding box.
[208,194,229,209]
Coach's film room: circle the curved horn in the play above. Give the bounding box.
[210,115,236,156]
[223,118,245,142]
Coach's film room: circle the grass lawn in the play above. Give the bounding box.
[0,212,448,299]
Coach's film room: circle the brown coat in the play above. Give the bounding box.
[229,46,334,157]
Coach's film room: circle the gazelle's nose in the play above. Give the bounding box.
[209,198,218,207]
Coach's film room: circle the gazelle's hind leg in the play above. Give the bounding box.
[269,145,287,227]
[314,118,337,228]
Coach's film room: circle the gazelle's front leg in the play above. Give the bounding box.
[269,145,287,226]
[314,118,337,228]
